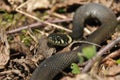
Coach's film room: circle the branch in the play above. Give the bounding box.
[6,18,72,34]
[82,36,120,73]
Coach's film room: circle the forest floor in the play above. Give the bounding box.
[0,0,120,80]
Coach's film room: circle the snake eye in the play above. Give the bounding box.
[47,33,72,46]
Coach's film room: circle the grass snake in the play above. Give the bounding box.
[30,3,118,80]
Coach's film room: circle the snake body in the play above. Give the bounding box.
[30,3,118,80]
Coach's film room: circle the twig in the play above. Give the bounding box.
[117,16,120,21]
[15,3,72,33]
[102,49,120,62]
[51,12,67,19]
[70,40,101,48]
[82,36,120,73]
[6,18,72,34]
[7,23,42,34]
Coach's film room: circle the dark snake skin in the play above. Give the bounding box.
[30,3,118,80]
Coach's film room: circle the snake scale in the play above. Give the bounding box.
[30,3,118,80]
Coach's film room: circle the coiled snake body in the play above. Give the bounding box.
[30,3,118,80]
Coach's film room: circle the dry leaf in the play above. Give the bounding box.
[61,73,101,80]
[0,0,11,12]
[26,0,50,12]
[0,29,10,69]
[107,65,120,76]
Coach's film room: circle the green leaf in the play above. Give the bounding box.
[77,52,84,64]
[58,8,66,13]
[71,63,80,74]
[116,59,120,64]
[82,45,96,59]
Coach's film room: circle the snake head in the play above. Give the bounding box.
[47,33,72,46]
